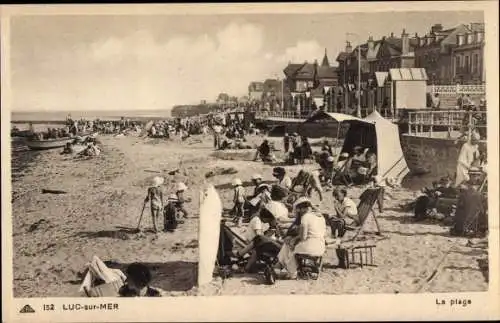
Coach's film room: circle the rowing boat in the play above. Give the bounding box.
[25,137,75,150]
[25,131,97,151]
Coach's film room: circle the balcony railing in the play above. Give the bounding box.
[254,111,306,120]
[407,110,487,140]
[428,84,486,95]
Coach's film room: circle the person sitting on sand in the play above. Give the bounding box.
[321,139,333,156]
[328,188,358,238]
[231,178,246,226]
[118,263,162,297]
[276,197,326,279]
[249,174,263,198]
[272,167,292,190]
[144,176,164,233]
[254,139,271,162]
[163,194,179,232]
[61,142,74,155]
[235,204,279,273]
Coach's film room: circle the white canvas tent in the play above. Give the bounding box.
[341,111,409,184]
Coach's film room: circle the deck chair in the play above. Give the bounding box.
[344,187,384,241]
[331,162,353,186]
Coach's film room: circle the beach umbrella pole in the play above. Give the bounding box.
[135,201,147,232]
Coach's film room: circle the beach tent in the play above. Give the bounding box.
[340,110,409,183]
[139,120,154,137]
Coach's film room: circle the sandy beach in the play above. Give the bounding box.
[11,133,488,297]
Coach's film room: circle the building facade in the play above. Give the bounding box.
[282,49,338,114]
[414,23,471,84]
[451,23,485,84]
[248,82,264,101]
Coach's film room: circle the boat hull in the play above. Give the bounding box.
[25,138,75,150]
[400,133,487,177]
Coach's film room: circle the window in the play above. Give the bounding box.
[455,56,460,74]
[473,54,479,74]
[465,56,470,72]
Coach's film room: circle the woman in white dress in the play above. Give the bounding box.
[277,197,326,279]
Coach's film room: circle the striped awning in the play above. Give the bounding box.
[389,68,428,81]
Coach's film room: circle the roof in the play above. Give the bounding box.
[336,52,349,62]
[317,65,337,79]
[283,63,305,77]
[304,111,370,124]
[321,49,330,67]
[295,62,317,79]
[389,68,428,81]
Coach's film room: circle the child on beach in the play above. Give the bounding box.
[118,263,162,297]
[174,182,189,221]
[144,176,164,233]
[232,178,246,226]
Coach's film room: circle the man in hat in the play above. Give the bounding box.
[144,176,164,233]
[249,174,263,198]
[273,167,292,190]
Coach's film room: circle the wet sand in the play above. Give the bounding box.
[11,133,488,297]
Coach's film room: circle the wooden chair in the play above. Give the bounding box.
[295,253,323,280]
[344,187,384,241]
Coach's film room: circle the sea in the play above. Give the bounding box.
[11,109,172,125]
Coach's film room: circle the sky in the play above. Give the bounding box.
[9,10,483,111]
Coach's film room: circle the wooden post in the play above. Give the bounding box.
[467,111,473,142]
[430,111,434,138]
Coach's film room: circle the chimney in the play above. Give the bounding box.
[367,36,374,51]
[469,22,484,32]
[345,41,352,53]
[390,32,394,38]
[431,23,443,34]
[401,29,409,55]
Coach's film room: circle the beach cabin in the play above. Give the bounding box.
[378,68,428,116]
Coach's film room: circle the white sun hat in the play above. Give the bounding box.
[293,196,312,209]
[327,156,335,162]
[176,182,188,192]
[232,178,243,186]
[168,194,179,201]
[251,174,262,180]
[152,176,164,187]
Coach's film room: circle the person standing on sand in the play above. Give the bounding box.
[232,178,246,226]
[175,182,189,221]
[283,133,290,153]
[455,131,481,187]
[144,176,164,233]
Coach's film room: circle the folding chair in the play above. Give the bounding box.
[331,163,353,186]
[344,187,384,241]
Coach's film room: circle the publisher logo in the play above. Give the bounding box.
[19,305,35,314]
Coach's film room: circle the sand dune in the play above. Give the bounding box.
[11,133,488,297]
